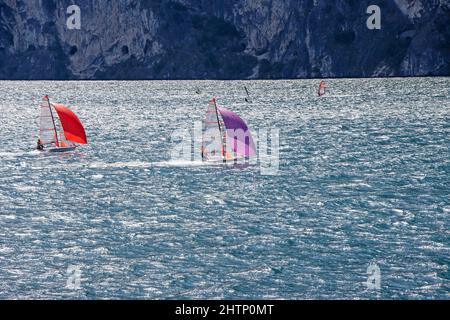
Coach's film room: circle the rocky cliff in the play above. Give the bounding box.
[0,0,449,79]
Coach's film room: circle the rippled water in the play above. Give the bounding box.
[0,78,448,299]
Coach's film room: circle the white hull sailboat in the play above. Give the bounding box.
[201,98,256,163]
[37,95,87,152]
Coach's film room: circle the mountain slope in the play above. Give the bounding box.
[0,0,448,79]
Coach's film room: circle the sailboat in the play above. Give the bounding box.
[37,95,87,152]
[201,98,256,163]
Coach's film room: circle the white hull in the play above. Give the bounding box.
[202,155,248,163]
[39,147,76,153]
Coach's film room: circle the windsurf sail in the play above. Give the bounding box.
[318,81,327,96]
[202,98,256,161]
[244,86,251,103]
[38,96,87,150]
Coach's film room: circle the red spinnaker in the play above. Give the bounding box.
[52,103,87,144]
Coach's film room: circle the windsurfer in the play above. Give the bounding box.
[318,81,327,96]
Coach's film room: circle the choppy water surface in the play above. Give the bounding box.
[0,78,448,299]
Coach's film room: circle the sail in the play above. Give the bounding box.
[217,107,256,158]
[51,106,74,148]
[39,96,58,147]
[202,98,225,161]
[52,103,87,144]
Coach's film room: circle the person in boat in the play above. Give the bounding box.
[37,139,44,150]
[201,145,207,161]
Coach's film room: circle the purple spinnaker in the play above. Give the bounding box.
[218,107,256,157]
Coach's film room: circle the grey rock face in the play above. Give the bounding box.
[0,0,448,79]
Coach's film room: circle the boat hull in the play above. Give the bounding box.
[202,156,248,164]
[41,147,77,153]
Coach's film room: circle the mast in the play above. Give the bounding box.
[212,99,227,162]
[46,96,60,147]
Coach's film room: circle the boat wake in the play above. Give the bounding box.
[88,161,152,169]
[0,151,40,158]
[321,94,362,98]
[87,160,216,169]
[153,160,215,167]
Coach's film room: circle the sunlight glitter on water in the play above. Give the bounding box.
[0,78,449,299]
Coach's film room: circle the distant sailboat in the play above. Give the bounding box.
[201,98,256,163]
[318,80,327,97]
[37,95,87,152]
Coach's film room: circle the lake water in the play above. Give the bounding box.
[0,78,448,299]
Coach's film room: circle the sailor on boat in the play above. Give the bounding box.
[201,145,207,161]
[36,139,44,150]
